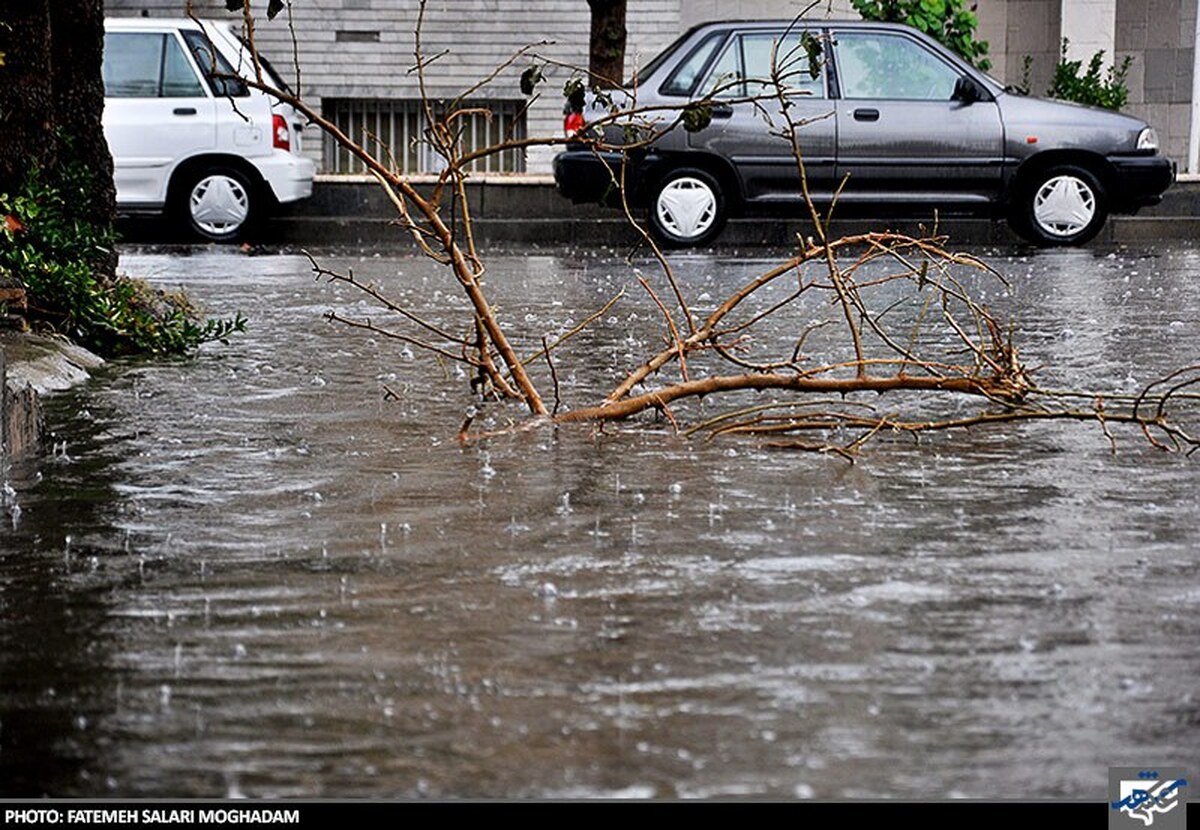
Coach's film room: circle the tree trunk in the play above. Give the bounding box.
[0,0,56,196]
[49,0,117,280]
[587,0,626,88]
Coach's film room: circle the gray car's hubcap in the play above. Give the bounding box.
[656,177,717,240]
[1032,175,1096,237]
[190,174,250,236]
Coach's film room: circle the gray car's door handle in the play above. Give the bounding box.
[173,107,198,116]
[853,108,880,122]
[711,104,733,119]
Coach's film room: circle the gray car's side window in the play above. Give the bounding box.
[705,32,825,100]
[706,36,744,97]
[742,33,825,98]
[835,32,959,100]
[661,32,726,96]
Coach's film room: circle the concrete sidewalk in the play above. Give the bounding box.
[124,176,1200,248]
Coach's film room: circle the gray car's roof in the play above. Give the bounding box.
[642,18,1001,92]
[683,19,933,31]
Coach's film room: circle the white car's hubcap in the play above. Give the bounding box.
[657,177,717,239]
[190,175,250,236]
[1033,175,1095,237]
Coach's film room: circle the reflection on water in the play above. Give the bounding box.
[1,243,1198,798]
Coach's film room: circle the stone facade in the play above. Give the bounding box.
[104,0,1197,172]
[988,0,1065,87]
[1117,0,1196,166]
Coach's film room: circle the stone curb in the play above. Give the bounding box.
[1,333,105,465]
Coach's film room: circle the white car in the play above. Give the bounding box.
[102,17,315,241]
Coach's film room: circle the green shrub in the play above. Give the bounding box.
[1047,38,1132,111]
[0,165,244,357]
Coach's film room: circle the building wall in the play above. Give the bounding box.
[105,0,1196,171]
[992,0,1064,93]
[1117,0,1195,164]
[1061,0,1117,64]
[680,0,858,28]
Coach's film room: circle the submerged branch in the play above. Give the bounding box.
[557,370,1019,424]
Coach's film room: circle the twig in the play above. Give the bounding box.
[305,251,464,344]
[522,289,625,366]
[637,275,689,384]
[324,312,472,364]
[542,335,562,416]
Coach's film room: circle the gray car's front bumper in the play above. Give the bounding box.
[1106,154,1175,211]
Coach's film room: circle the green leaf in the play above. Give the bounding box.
[801,32,824,80]
[563,77,586,112]
[593,87,615,111]
[267,0,285,19]
[520,65,542,96]
[682,101,712,133]
[224,0,245,11]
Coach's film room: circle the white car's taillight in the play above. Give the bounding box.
[1137,127,1158,151]
[273,114,290,151]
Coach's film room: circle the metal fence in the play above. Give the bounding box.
[322,98,528,175]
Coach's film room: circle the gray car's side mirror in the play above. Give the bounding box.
[952,75,983,104]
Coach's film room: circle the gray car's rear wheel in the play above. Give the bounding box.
[1010,164,1108,246]
[648,168,727,247]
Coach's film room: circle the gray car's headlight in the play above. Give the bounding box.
[1137,127,1159,151]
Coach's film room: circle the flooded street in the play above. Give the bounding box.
[2,241,1198,799]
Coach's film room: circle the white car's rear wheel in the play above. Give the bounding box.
[175,166,256,242]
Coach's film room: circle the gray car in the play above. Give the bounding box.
[553,20,1175,247]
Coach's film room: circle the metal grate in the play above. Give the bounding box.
[322,98,527,175]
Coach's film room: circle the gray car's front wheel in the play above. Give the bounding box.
[648,168,727,247]
[1010,164,1108,246]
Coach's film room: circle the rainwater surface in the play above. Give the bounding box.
[1,242,1198,799]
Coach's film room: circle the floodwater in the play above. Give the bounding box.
[1,241,1198,799]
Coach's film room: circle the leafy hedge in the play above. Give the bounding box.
[1,163,244,357]
[1048,39,1133,111]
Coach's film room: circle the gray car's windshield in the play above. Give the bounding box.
[631,26,707,87]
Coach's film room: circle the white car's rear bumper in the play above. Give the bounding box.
[256,150,316,204]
